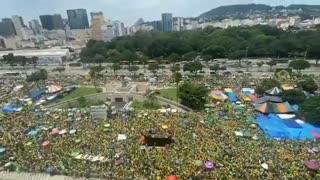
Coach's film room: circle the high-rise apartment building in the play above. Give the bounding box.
[12,15,28,39]
[113,21,125,37]
[40,14,64,30]
[67,9,89,29]
[0,18,16,37]
[29,19,42,34]
[150,21,162,32]
[91,12,104,21]
[162,13,173,32]
[173,17,184,31]
[91,12,105,41]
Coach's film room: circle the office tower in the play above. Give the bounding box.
[40,14,64,30]
[113,21,125,37]
[91,12,103,20]
[150,21,162,32]
[67,9,89,29]
[0,18,16,37]
[12,15,28,39]
[162,13,173,32]
[91,12,105,41]
[173,17,184,31]
[29,19,42,34]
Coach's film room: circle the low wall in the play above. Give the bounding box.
[48,92,192,112]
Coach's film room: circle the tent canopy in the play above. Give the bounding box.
[265,87,282,96]
[31,89,46,100]
[254,96,282,104]
[255,102,294,114]
[2,106,22,113]
[47,85,62,93]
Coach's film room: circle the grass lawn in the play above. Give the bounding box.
[158,88,178,102]
[62,87,102,101]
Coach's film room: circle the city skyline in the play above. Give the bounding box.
[1,0,320,26]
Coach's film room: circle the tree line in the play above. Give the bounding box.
[80,25,320,64]
[1,53,39,69]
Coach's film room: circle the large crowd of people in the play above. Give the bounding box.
[1,74,320,179]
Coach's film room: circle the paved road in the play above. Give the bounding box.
[1,63,320,77]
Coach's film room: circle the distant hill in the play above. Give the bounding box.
[199,4,320,20]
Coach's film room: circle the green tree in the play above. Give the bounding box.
[300,97,320,125]
[31,56,38,68]
[289,60,311,74]
[112,63,121,75]
[170,65,181,73]
[168,53,181,63]
[266,60,277,71]
[52,67,66,74]
[77,96,88,108]
[144,89,160,108]
[228,50,245,67]
[282,89,306,104]
[183,51,197,61]
[26,69,48,88]
[255,78,281,95]
[138,55,149,68]
[94,54,105,65]
[257,62,264,69]
[178,82,207,110]
[3,53,16,69]
[298,78,318,93]
[209,64,220,73]
[183,61,203,76]
[202,55,212,63]
[173,72,182,84]
[90,65,105,76]
[148,64,159,76]
[128,65,140,76]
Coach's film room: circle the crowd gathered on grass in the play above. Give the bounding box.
[0,72,320,179]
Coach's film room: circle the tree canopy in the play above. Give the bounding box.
[178,82,207,110]
[79,25,320,64]
[289,60,311,73]
[282,89,306,105]
[255,78,281,95]
[300,97,320,125]
[298,78,318,93]
[183,61,203,76]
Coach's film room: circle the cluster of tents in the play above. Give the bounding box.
[253,87,297,114]
[2,85,76,114]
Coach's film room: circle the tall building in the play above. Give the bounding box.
[150,21,162,32]
[162,13,173,32]
[102,21,116,42]
[0,18,16,37]
[40,14,64,30]
[67,9,89,29]
[12,15,28,39]
[91,12,104,21]
[113,21,125,37]
[29,19,42,34]
[91,12,105,41]
[173,17,184,31]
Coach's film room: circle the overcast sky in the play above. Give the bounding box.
[1,0,320,26]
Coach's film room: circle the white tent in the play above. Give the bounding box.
[266,87,282,96]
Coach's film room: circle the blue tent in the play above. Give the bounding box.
[2,106,22,113]
[31,89,46,100]
[46,93,59,102]
[228,92,238,103]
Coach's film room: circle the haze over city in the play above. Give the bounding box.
[1,0,320,25]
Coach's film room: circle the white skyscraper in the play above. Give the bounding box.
[113,21,125,37]
[12,15,31,40]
